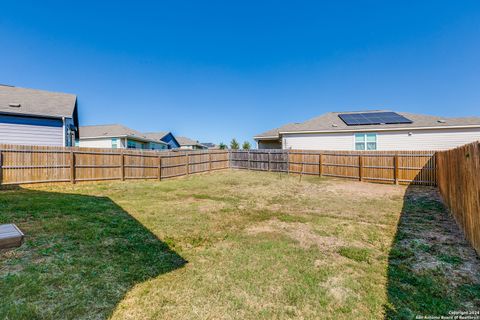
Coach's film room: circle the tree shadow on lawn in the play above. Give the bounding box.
[385,183,480,319]
[0,186,186,319]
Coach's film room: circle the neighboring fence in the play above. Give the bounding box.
[436,141,480,254]
[230,149,436,185]
[0,144,229,185]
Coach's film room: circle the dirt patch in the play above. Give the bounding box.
[398,187,480,286]
[246,218,345,250]
[324,180,405,199]
[320,276,354,304]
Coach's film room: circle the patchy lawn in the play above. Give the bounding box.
[0,170,478,319]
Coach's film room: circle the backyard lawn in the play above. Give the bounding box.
[0,170,479,319]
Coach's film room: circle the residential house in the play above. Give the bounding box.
[0,84,78,146]
[78,124,168,150]
[176,136,207,150]
[201,142,219,149]
[254,110,480,151]
[144,131,180,149]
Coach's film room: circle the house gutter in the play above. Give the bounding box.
[279,124,480,135]
[80,135,168,145]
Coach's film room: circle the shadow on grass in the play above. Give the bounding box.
[0,186,186,319]
[385,183,480,319]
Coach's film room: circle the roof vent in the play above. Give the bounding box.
[437,119,446,123]
[8,103,21,108]
[332,124,338,127]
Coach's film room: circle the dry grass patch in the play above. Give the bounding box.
[1,170,478,319]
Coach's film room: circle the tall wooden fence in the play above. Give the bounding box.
[230,149,436,185]
[0,144,229,185]
[437,141,480,254]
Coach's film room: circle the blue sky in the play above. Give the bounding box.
[1,1,480,145]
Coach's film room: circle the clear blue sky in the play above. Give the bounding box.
[1,1,480,145]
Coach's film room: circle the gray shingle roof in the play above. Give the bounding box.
[0,85,77,118]
[79,124,167,144]
[254,110,480,139]
[176,136,206,148]
[144,132,170,141]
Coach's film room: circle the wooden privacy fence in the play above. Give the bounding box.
[0,145,436,186]
[437,141,480,254]
[0,144,229,185]
[230,149,436,185]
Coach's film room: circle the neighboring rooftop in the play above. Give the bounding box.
[0,84,77,118]
[201,142,218,149]
[254,110,480,139]
[144,131,170,140]
[176,136,206,148]
[79,124,166,144]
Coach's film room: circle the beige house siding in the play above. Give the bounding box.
[283,127,480,151]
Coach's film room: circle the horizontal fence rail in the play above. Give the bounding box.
[437,141,480,254]
[0,144,229,185]
[0,145,436,186]
[230,149,436,185]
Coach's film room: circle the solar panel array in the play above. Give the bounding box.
[338,112,413,126]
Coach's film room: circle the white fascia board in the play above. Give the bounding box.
[279,124,480,135]
[80,135,167,145]
[253,136,280,140]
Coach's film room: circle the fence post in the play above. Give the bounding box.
[287,150,290,174]
[0,151,3,185]
[267,151,271,171]
[186,152,190,175]
[70,150,76,184]
[158,155,162,180]
[120,151,125,181]
[358,155,363,181]
[247,150,251,170]
[394,153,399,185]
[319,153,323,177]
[208,151,212,171]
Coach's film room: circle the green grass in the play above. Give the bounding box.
[0,170,478,319]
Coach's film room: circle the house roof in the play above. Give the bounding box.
[144,131,170,140]
[201,142,218,148]
[0,84,77,118]
[254,110,480,139]
[79,124,167,144]
[176,136,206,148]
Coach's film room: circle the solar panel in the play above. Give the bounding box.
[338,112,412,126]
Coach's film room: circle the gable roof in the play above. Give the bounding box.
[144,131,170,140]
[254,110,480,139]
[176,136,207,148]
[79,124,167,144]
[0,84,77,118]
[144,131,181,147]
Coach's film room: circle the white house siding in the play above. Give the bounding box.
[283,132,353,150]
[283,127,480,151]
[0,119,64,146]
[78,138,115,148]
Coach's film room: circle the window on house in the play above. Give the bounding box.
[111,138,118,149]
[127,140,137,149]
[355,133,377,150]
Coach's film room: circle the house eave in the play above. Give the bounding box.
[253,136,280,140]
[79,135,167,145]
[279,124,480,135]
[0,111,69,120]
